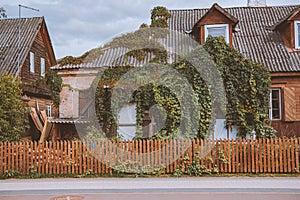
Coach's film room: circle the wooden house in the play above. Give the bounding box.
[0,17,57,140]
[52,4,300,138]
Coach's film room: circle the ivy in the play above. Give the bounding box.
[45,70,63,108]
[203,36,274,138]
[93,36,273,139]
[94,58,214,139]
[150,6,172,28]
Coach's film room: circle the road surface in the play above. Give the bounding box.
[0,177,299,200]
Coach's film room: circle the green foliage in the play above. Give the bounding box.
[29,165,41,178]
[113,160,165,177]
[0,73,28,142]
[139,23,148,29]
[0,7,7,19]
[94,58,214,139]
[84,126,106,141]
[173,152,219,177]
[2,169,21,178]
[45,70,63,107]
[94,37,272,139]
[150,6,171,28]
[57,48,104,65]
[95,66,134,138]
[203,36,274,138]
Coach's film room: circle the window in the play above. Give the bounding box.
[295,21,300,49]
[270,89,282,120]
[30,52,35,73]
[205,24,229,43]
[46,104,52,118]
[40,58,45,77]
[118,104,136,140]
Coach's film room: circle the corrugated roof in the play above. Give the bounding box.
[52,5,300,73]
[51,31,198,70]
[0,17,44,76]
[169,5,300,72]
[48,118,91,124]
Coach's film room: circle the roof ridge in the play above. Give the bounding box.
[168,4,299,12]
[0,16,43,21]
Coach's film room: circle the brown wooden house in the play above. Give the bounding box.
[53,4,300,138]
[0,17,57,140]
[168,3,300,137]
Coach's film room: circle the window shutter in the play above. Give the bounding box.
[283,87,296,121]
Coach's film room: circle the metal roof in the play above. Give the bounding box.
[52,5,300,73]
[51,31,198,70]
[0,17,44,76]
[48,118,91,124]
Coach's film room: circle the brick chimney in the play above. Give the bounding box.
[247,0,266,6]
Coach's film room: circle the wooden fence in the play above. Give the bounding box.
[0,138,299,175]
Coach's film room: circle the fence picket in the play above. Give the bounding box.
[287,139,291,173]
[0,138,299,176]
[295,139,299,173]
[271,139,275,173]
[279,138,283,173]
[254,139,258,173]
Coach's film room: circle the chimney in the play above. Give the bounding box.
[247,0,266,6]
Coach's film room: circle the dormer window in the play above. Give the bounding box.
[295,20,300,49]
[204,24,229,43]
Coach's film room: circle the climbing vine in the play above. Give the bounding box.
[203,36,274,138]
[45,70,63,107]
[150,6,172,28]
[59,6,273,139]
[94,52,215,139]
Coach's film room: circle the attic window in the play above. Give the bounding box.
[205,24,229,43]
[295,21,300,49]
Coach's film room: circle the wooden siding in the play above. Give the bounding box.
[271,75,300,136]
[271,121,300,137]
[21,25,52,85]
[278,22,293,49]
[277,11,300,50]
[196,8,235,45]
[283,87,296,121]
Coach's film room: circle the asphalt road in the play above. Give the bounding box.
[0,177,300,200]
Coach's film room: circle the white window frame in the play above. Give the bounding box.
[295,20,300,49]
[46,104,52,118]
[29,52,35,73]
[270,88,282,120]
[40,57,45,77]
[204,24,229,43]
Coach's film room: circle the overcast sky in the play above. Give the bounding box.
[2,0,299,59]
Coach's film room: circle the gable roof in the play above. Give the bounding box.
[53,5,300,73]
[0,17,55,77]
[269,7,300,30]
[169,5,300,73]
[192,3,239,29]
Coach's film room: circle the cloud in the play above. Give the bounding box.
[3,0,300,58]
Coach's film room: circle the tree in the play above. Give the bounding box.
[0,7,7,19]
[0,73,28,142]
